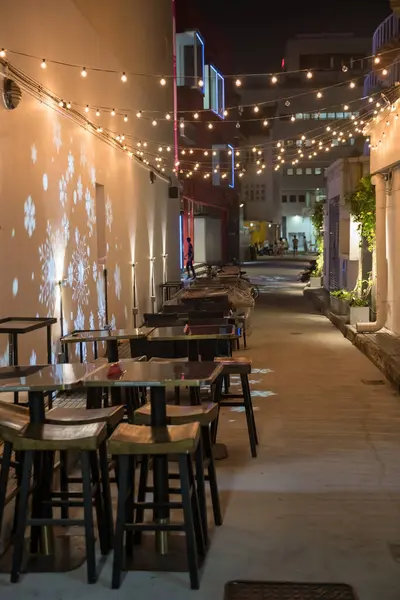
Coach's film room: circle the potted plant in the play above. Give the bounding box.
[330,289,351,316]
[348,294,370,326]
[309,266,322,288]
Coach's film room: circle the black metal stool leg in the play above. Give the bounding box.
[89,450,108,556]
[125,456,135,557]
[240,374,257,457]
[194,440,208,546]
[203,427,222,526]
[178,455,200,590]
[81,451,97,584]
[11,450,33,583]
[112,455,129,589]
[59,451,69,520]
[98,441,114,550]
[134,455,149,544]
[241,373,259,445]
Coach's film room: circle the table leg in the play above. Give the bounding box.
[10,334,18,404]
[188,341,200,405]
[107,341,121,405]
[150,387,169,555]
[46,326,52,364]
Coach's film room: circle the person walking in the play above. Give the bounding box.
[186,237,196,279]
[303,236,308,254]
[293,235,299,257]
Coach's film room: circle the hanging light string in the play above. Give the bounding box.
[2,45,398,114]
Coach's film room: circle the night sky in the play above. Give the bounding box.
[176,0,391,73]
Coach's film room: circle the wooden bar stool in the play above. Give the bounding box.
[11,422,112,584]
[108,422,205,590]
[214,357,258,458]
[134,402,222,541]
[0,402,30,537]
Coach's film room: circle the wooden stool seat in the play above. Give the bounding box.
[0,402,29,442]
[149,357,188,363]
[13,422,107,452]
[134,403,218,427]
[108,422,200,455]
[46,406,124,429]
[214,356,252,375]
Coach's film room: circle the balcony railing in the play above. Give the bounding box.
[372,12,400,55]
[364,59,400,95]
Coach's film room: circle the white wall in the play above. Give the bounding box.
[285,216,314,249]
[0,0,179,365]
[194,216,222,264]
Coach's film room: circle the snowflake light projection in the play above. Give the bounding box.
[92,261,97,282]
[0,343,9,367]
[31,144,37,164]
[80,147,87,167]
[61,214,70,247]
[110,314,116,329]
[12,279,18,297]
[74,305,87,361]
[24,195,36,237]
[68,152,75,178]
[90,167,96,187]
[67,262,73,287]
[59,174,67,207]
[96,276,106,328]
[89,311,95,330]
[30,350,37,365]
[43,174,48,191]
[85,188,95,236]
[71,229,89,306]
[105,196,113,231]
[53,122,62,154]
[76,176,83,202]
[38,221,60,316]
[114,264,121,300]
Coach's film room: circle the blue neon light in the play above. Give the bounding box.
[196,32,205,93]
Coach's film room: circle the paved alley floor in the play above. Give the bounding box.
[2,260,400,599]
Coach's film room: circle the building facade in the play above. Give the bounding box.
[0,0,180,364]
[239,34,371,250]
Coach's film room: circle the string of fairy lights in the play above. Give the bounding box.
[2,44,398,180]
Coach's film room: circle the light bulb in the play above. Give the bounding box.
[369,97,373,103]
[96,109,100,116]
[198,79,204,87]
[208,123,213,129]
[85,105,90,113]
[213,151,217,156]
[158,146,163,152]
[194,112,199,119]
[97,127,103,133]
[224,109,228,117]
[0,49,6,58]
[263,120,268,126]
[160,77,166,86]
[81,67,87,78]
[165,113,171,120]
[253,146,257,152]
[374,56,380,64]
[179,122,184,129]
[41,59,47,69]
[121,72,127,82]
[189,149,194,154]
[306,71,313,79]
[66,101,71,109]
[204,151,209,156]
[167,146,171,152]
[254,106,259,113]
[136,111,142,118]
[342,65,348,72]
[124,115,128,122]
[382,69,388,76]
[349,81,355,88]
[236,151,240,156]
[291,115,295,122]
[235,79,242,87]
[271,75,277,84]
[58,100,64,108]
[317,91,322,98]
[111,109,116,116]
[344,105,349,110]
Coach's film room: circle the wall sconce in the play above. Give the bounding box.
[150,257,156,313]
[162,253,168,286]
[132,262,138,328]
[57,278,68,362]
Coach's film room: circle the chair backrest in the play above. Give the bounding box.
[188,311,225,320]
[143,313,181,327]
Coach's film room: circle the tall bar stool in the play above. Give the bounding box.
[108,422,205,590]
[11,422,112,584]
[214,357,258,458]
[0,402,30,537]
[134,402,222,543]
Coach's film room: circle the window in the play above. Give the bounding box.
[176,31,205,90]
[303,113,311,119]
[296,140,303,147]
[282,195,287,203]
[315,168,322,175]
[295,113,303,120]
[290,195,296,203]
[306,168,312,175]
[212,143,234,188]
[287,168,294,175]
[344,112,351,119]
[299,195,306,203]
[328,112,335,119]
[336,112,344,119]
[296,168,303,175]
[204,65,225,118]
[319,113,327,119]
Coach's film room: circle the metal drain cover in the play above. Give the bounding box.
[224,581,357,600]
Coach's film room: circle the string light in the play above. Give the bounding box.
[160,77,166,86]
[198,79,204,87]
[58,100,64,108]
[374,56,380,64]
[85,105,89,113]
[124,115,128,122]
[317,91,322,99]
[81,67,87,78]
[165,113,171,120]
[111,109,116,116]
[66,101,71,109]
[254,106,259,113]
[152,119,157,126]
[349,81,355,88]
[271,75,278,84]
[235,79,242,87]
[121,72,127,83]
[263,120,268,126]
[0,49,6,58]
[136,111,142,118]
[382,69,388,76]
[96,109,100,116]
[224,109,228,117]
[41,59,47,69]
[306,71,313,79]
[194,112,199,119]
[208,123,214,129]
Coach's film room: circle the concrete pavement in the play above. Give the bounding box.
[2,259,400,599]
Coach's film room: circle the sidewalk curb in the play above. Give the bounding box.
[304,287,400,390]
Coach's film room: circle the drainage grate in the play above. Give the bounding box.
[224,581,358,600]
[361,380,385,386]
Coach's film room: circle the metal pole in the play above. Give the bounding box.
[132,263,138,328]
[104,267,109,325]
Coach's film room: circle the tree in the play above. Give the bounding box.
[344,174,376,251]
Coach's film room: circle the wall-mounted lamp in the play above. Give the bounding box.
[57,278,69,362]
[239,203,244,208]
[150,257,156,313]
[132,262,138,327]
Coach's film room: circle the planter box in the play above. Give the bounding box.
[309,277,322,288]
[330,296,349,316]
[349,306,370,326]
